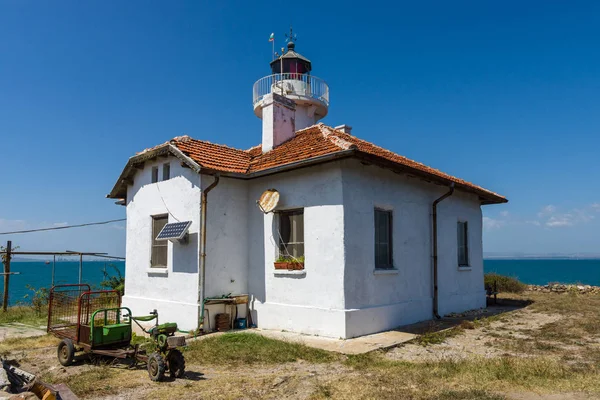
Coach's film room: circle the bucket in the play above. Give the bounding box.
[235,318,247,329]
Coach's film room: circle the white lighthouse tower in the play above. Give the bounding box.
[252,30,330,152]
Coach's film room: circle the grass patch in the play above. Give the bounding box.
[42,366,144,398]
[184,333,339,365]
[0,334,58,353]
[342,353,600,398]
[485,273,526,294]
[0,306,47,327]
[431,389,506,400]
[414,327,464,346]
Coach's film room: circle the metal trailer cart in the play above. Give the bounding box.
[47,284,187,381]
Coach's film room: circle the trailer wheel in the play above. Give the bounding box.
[167,349,185,378]
[57,339,75,366]
[147,352,166,382]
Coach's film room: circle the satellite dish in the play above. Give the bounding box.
[257,189,280,214]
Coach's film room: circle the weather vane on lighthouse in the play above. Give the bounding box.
[285,26,297,45]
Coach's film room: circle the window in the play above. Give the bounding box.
[457,221,469,267]
[151,215,168,267]
[162,163,170,181]
[278,210,304,259]
[151,167,159,183]
[374,209,393,269]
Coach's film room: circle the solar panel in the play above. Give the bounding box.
[156,221,192,241]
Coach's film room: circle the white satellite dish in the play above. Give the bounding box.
[257,189,280,214]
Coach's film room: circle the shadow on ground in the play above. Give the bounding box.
[396,297,533,335]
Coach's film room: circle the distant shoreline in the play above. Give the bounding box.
[10,258,125,262]
[9,257,600,261]
[484,256,600,260]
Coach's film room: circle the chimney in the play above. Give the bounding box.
[335,124,352,135]
[262,93,296,153]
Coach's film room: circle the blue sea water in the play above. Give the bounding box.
[3,259,597,306]
[0,260,125,306]
[484,259,600,286]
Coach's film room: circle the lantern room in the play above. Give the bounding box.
[270,41,312,77]
[253,30,329,131]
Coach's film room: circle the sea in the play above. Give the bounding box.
[484,259,600,286]
[1,259,599,306]
[1,260,125,306]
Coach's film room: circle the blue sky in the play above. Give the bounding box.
[1,1,599,257]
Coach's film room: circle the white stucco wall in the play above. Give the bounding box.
[247,162,347,338]
[201,176,249,330]
[122,155,485,338]
[340,159,485,337]
[123,157,201,331]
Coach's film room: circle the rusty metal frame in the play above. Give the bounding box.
[48,285,121,346]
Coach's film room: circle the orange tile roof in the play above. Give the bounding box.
[173,136,251,174]
[167,124,506,203]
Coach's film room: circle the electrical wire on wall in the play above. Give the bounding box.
[270,218,303,263]
[155,181,180,222]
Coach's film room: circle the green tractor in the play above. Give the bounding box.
[130,309,186,380]
[48,284,187,381]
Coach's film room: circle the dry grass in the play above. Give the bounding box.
[340,353,600,399]
[0,306,47,326]
[493,291,600,364]
[414,326,464,346]
[0,334,58,353]
[10,291,600,399]
[41,366,146,399]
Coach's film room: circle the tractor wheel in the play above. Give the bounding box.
[167,349,186,378]
[147,352,166,382]
[57,339,75,366]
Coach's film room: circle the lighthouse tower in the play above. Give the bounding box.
[252,31,330,152]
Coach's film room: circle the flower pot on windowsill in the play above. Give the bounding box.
[274,261,305,271]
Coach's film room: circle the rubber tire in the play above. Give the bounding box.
[167,349,186,378]
[57,339,75,367]
[147,352,166,382]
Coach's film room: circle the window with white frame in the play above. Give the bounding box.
[457,221,469,267]
[278,209,304,259]
[151,215,168,267]
[374,208,393,269]
[162,163,170,181]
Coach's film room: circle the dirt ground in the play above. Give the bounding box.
[386,308,563,362]
[3,292,600,399]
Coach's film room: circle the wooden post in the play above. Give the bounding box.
[3,241,11,312]
[78,254,82,285]
[51,255,56,287]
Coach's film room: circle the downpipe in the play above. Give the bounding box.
[432,183,455,319]
[198,174,220,332]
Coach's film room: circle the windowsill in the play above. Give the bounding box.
[373,268,399,275]
[458,266,472,271]
[273,269,307,277]
[147,268,168,276]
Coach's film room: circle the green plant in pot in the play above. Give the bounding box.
[274,255,305,270]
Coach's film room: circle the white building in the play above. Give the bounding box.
[108,39,507,339]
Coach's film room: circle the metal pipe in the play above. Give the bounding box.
[432,183,455,319]
[198,174,220,331]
